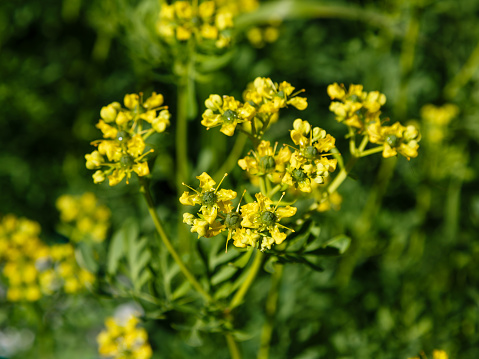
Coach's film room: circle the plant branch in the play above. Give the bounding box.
[140,178,213,302]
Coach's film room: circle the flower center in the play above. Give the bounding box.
[261,211,277,226]
[292,168,307,181]
[120,154,134,168]
[116,130,130,142]
[386,135,399,147]
[222,109,239,123]
[202,190,217,207]
[260,155,276,172]
[303,146,318,159]
[225,212,241,228]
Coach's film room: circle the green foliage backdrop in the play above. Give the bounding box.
[1,0,478,358]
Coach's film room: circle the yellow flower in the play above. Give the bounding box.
[201,95,256,136]
[180,172,236,224]
[328,83,386,132]
[238,140,291,182]
[239,192,296,250]
[368,121,421,160]
[284,119,337,191]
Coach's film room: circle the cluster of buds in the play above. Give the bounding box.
[328,83,421,160]
[180,173,297,251]
[0,214,94,302]
[157,0,234,48]
[56,192,111,243]
[85,92,171,186]
[202,77,308,137]
[97,315,152,359]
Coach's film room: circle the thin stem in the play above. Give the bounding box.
[257,264,283,359]
[357,135,369,153]
[230,250,264,309]
[225,333,242,359]
[176,74,189,192]
[326,155,358,195]
[214,133,248,179]
[359,145,384,157]
[259,176,267,196]
[140,178,213,302]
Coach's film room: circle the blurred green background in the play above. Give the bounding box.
[1,0,479,358]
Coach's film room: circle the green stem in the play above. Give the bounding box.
[359,145,384,157]
[225,333,242,359]
[176,74,189,192]
[140,178,213,302]
[214,133,248,179]
[326,155,358,195]
[259,176,267,196]
[230,250,264,309]
[357,135,369,153]
[257,264,283,359]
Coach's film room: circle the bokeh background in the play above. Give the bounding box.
[1,0,479,358]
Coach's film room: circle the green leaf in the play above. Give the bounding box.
[307,235,351,256]
[75,242,98,273]
[211,266,237,286]
[127,235,152,291]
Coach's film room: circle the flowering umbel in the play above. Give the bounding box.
[202,77,307,138]
[85,92,171,186]
[157,0,234,48]
[97,315,153,359]
[282,119,338,192]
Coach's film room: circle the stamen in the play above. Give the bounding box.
[214,173,228,193]
[273,192,286,211]
[236,189,247,212]
[136,149,154,162]
[182,182,200,194]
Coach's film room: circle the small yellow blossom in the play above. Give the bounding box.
[180,172,236,224]
[367,121,421,160]
[328,82,386,132]
[283,119,337,192]
[202,95,256,136]
[240,192,297,250]
[238,140,291,183]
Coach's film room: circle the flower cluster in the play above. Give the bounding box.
[0,215,94,301]
[328,83,421,159]
[97,315,152,359]
[238,140,291,183]
[202,77,307,137]
[0,215,49,301]
[40,243,95,295]
[85,92,170,186]
[283,119,337,192]
[367,121,421,160]
[56,192,111,243]
[157,1,234,48]
[181,173,297,251]
[328,83,386,131]
[421,103,458,144]
[239,119,337,192]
